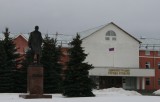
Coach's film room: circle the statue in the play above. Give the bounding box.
[28,26,42,64]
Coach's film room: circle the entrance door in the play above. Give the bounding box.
[99,76,122,89]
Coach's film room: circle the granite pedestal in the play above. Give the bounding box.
[19,65,52,99]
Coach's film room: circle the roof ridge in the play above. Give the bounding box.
[78,24,106,34]
[77,22,141,43]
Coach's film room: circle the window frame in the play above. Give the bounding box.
[145,50,150,55]
[112,37,116,41]
[24,47,30,54]
[145,62,150,69]
[158,78,160,85]
[105,37,110,40]
[105,30,116,41]
[145,78,150,85]
[158,62,160,69]
[158,51,160,56]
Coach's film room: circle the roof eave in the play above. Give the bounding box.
[110,22,141,43]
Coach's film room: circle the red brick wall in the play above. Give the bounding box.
[60,47,69,79]
[60,47,69,66]
[13,35,70,69]
[139,50,160,90]
[13,35,28,54]
[13,35,28,68]
[14,35,160,90]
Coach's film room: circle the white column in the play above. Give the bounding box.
[142,77,145,90]
[136,77,140,90]
[122,77,126,89]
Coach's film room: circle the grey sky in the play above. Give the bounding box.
[0,0,160,38]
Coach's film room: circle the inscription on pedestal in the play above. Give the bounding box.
[28,65,43,95]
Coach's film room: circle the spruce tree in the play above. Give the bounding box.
[2,28,20,92]
[16,50,32,93]
[62,34,95,97]
[41,35,62,93]
[0,40,10,92]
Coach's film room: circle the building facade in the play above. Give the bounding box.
[2,22,158,91]
[80,22,154,90]
[13,34,28,55]
[139,38,160,90]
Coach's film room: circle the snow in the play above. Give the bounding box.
[153,89,160,95]
[0,88,160,102]
[94,87,141,96]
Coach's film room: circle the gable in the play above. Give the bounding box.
[81,23,140,68]
[14,34,28,41]
[79,22,141,44]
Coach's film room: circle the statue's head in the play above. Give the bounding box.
[35,26,39,31]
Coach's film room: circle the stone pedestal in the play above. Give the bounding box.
[28,65,43,94]
[19,65,52,99]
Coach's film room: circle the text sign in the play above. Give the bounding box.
[108,69,130,75]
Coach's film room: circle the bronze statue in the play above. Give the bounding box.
[28,26,42,64]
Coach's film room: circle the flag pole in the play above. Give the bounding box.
[113,51,114,67]
[109,47,115,67]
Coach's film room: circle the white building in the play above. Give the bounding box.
[79,22,154,90]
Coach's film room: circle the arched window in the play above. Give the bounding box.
[105,30,116,41]
[106,31,110,36]
[110,31,116,36]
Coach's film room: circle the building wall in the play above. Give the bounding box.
[13,35,69,65]
[60,47,69,69]
[13,35,28,54]
[81,23,141,90]
[139,50,160,90]
[13,35,28,68]
[13,30,160,91]
[82,23,139,68]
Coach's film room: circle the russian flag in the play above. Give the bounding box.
[109,48,114,51]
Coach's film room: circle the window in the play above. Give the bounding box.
[145,78,150,85]
[105,30,116,41]
[63,51,68,55]
[122,78,126,83]
[112,37,116,41]
[145,50,150,55]
[24,47,30,53]
[145,62,150,69]
[105,37,110,40]
[158,51,160,56]
[91,76,99,89]
[110,31,116,36]
[158,63,160,69]
[106,32,110,36]
[158,78,160,85]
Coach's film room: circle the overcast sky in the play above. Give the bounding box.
[0,0,160,38]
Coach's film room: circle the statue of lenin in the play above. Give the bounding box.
[28,26,42,64]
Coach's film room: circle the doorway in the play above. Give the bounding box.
[99,76,122,89]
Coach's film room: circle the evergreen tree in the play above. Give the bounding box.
[63,34,95,97]
[41,35,62,93]
[16,50,32,93]
[2,28,20,92]
[0,40,11,92]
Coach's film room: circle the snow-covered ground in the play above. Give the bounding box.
[153,89,160,95]
[0,88,160,102]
